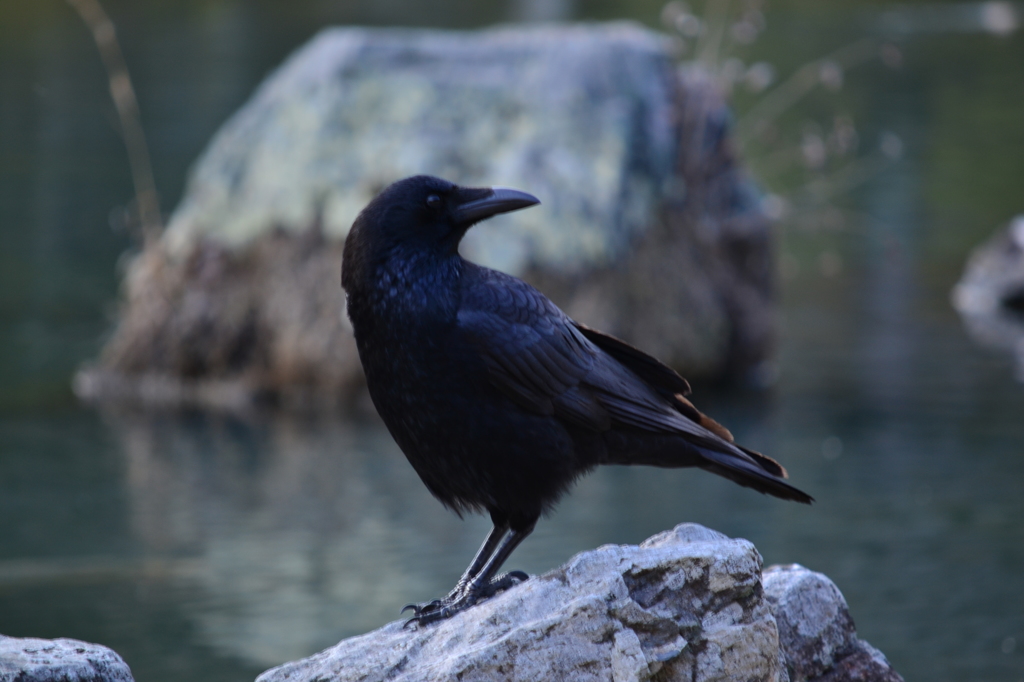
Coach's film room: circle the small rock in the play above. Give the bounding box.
[952,215,1024,381]
[0,635,135,682]
[763,564,903,682]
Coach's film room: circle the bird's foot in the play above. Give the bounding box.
[475,570,528,600]
[401,571,529,627]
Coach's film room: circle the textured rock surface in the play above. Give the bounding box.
[255,527,905,682]
[763,565,903,682]
[952,215,1024,381]
[256,524,781,682]
[77,23,775,409]
[0,635,135,682]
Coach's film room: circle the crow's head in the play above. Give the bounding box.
[344,175,539,273]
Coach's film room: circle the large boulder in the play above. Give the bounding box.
[255,524,902,682]
[76,23,775,410]
[0,635,134,682]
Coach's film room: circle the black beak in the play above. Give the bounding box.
[452,187,540,228]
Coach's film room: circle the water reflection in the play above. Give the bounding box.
[108,408,446,664]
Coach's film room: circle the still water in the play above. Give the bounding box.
[1,1,1023,681]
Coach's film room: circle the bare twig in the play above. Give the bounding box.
[735,38,878,148]
[696,0,733,68]
[793,150,893,206]
[66,0,162,244]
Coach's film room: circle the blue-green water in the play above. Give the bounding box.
[1,2,1023,681]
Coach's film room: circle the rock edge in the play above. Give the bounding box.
[0,635,134,682]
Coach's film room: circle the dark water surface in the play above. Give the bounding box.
[2,2,1023,681]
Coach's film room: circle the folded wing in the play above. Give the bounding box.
[456,269,812,504]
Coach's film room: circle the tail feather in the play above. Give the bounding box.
[698,446,814,504]
[735,444,788,479]
[599,424,813,504]
[669,397,795,484]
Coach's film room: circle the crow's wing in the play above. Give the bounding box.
[456,268,809,502]
[455,280,609,431]
[569,324,791,478]
[456,270,726,443]
[570,321,734,438]
[572,322,692,398]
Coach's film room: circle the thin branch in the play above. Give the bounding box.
[792,151,892,207]
[735,38,878,148]
[696,0,733,68]
[66,0,162,245]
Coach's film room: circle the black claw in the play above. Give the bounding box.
[405,605,451,628]
[400,571,529,627]
[400,598,446,624]
[410,613,439,627]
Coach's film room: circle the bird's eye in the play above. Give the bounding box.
[425,194,442,209]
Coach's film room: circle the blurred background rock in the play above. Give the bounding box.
[72,22,776,409]
[1,2,1023,682]
[953,215,1024,379]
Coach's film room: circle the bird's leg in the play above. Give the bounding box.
[405,518,536,626]
[402,521,508,621]
[452,520,510,591]
[461,519,534,600]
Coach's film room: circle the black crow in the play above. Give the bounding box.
[341,175,812,625]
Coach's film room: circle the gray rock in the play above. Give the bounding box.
[256,523,777,682]
[255,528,905,682]
[952,215,1024,381]
[0,635,134,682]
[77,23,775,409]
[763,565,903,682]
